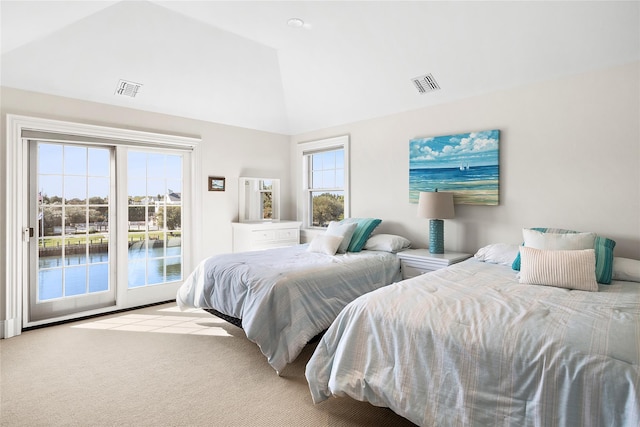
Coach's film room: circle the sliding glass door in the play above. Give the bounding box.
[28,141,188,324]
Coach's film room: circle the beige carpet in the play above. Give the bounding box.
[0,303,416,426]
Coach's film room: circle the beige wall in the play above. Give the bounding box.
[291,62,640,259]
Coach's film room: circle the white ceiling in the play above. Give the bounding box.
[1,1,639,135]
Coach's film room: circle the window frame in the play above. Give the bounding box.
[297,135,350,229]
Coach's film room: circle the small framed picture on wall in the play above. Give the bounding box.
[208,176,225,191]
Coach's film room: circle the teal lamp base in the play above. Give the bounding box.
[429,219,444,254]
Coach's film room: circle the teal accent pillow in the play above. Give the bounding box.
[593,235,616,284]
[512,228,616,284]
[339,218,382,252]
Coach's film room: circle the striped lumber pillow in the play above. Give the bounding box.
[518,246,598,291]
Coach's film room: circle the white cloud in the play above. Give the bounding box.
[441,145,454,154]
[472,138,498,151]
[410,133,498,164]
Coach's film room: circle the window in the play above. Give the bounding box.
[298,135,350,228]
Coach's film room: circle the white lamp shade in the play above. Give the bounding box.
[417,191,455,219]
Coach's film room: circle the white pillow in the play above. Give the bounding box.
[326,221,358,254]
[363,234,411,253]
[307,234,344,255]
[518,247,598,291]
[612,257,640,282]
[523,228,596,251]
[474,243,520,266]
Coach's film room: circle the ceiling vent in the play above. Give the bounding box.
[411,73,440,94]
[115,79,142,98]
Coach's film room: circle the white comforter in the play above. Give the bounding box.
[306,258,640,426]
[177,244,401,373]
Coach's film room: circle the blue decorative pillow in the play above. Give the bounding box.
[339,218,382,252]
[512,228,616,284]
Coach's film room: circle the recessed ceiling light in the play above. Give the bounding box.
[287,18,304,28]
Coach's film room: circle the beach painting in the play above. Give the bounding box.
[409,129,500,205]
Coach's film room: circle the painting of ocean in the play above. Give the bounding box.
[409,129,500,205]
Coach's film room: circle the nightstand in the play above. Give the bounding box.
[396,249,471,279]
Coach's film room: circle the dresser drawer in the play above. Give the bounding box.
[232,221,302,252]
[276,228,299,241]
[251,230,276,242]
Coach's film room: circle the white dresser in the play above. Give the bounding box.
[231,220,302,252]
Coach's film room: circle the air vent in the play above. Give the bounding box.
[411,73,440,94]
[115,79,142,98]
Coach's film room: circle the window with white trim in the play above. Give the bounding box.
[298,135,350,228]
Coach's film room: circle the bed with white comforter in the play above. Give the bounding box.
[177,244,401,373]
[306,257,640,426]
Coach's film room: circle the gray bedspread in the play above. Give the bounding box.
[177,244,401,373]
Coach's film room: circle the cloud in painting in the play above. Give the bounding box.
[410,129,499,169]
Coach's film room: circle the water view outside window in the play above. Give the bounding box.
[37,144,111,301]
[310,149,344,227]
[127,152,183,288]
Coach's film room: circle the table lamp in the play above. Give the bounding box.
[417,190,455,254]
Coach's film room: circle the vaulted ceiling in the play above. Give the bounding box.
[1,1,638,135]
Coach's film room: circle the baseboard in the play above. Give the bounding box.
[1,317,21,339]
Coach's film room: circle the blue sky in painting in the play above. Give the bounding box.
[410,129,499,169]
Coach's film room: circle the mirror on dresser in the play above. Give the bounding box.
[233,177,301,252]
[238,177,280,222]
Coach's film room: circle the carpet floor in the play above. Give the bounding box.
[0,302,416,426]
